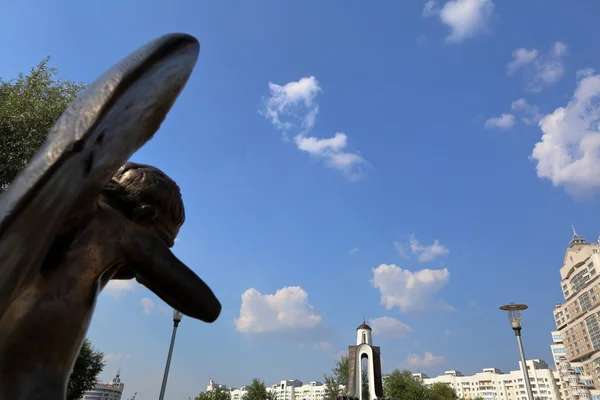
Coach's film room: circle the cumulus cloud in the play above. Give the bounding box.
[235,286,322,333]
[531,71,600,196]
[371,264,452,313]
[261,77,366,179]
[507,49,539,75]
[422,0,438,17]
[486,98,542,130]
[507,42,568,92]
[369,317,414,338]
[423,0,494,43]
[511,98,542,125]
[263,76,321,132]
[484,113,516,129]
[294,132,366,179]
[103,280,137,299]
[409,236,450,262]
[407,352,446,367]
[141,298,155,315]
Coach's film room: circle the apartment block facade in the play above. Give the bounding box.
[551,232,600,400]
[413,359,560,400]
[208,379,328,400]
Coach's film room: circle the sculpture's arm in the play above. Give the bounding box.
[120,223,221,323]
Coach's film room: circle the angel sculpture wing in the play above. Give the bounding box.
[0,33,221,323]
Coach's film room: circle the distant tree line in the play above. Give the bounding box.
[193,379,277,400]
[322,354,462,400]
[192,354,472,400]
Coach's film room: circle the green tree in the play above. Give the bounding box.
[383,369,430,400]
[66,338,106,400]
[0,56,86,189]
[194,387,232,400]
[243,379,269,400]
[361,369,370,400]
[333,354,349,388]
[429,382,458,400]
[472,397,484,400]
[324,374,341,400]
[266,391,277,400]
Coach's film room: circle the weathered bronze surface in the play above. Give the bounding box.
[0,34,221,399]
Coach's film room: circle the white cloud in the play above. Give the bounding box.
[234,286,322,333]
[369,317,414,338]
[486,98,542,130]
[140,298,155,315]
[423,0,494,43]
[507,48,539,75]
[507,42,568,92]
[407,352,446,367]
[294,132,365,178]
[350,247,360,256]
[577,68,596,79]
[104,353,132,362]
[103,280,137,299]
[422,0,438,17]
[261,77,366,179]
[371,264,451,313]
[484,113,516,129]
[531,72,600,195]
[263,76,321,132]
[511,98,542,125]
[409,236,450,262]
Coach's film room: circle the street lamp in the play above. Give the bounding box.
[500,303,534,400]
[158,309,183,400]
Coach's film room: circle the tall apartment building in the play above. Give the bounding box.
[413,359,561,400]
[551,231,600,400]
[81,370,125,400]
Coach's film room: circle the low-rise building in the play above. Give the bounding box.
[414,359,560,400]
[209,379,327,400]
[81,370,125,400]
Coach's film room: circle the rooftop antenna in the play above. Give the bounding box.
[572,225,578,238]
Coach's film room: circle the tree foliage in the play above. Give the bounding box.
[361,369,370,400]
[429,382,458,400]
[0,56,85,189]
[194,387,232,400]
[67,338,106,400]
[324,375,341,400]
[333,354,349,388]
[383,369,458,400]
[243,379,270,400]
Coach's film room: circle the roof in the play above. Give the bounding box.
[357,320,372,330]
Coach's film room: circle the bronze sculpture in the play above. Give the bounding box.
[0,34,221,399]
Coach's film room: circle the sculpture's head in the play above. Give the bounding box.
[102,162,185,248]
[102,162,221,323]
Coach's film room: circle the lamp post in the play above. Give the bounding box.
[158,309,183,400]
[500,303,534,400]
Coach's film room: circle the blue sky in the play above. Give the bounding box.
[3,0,600,399]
